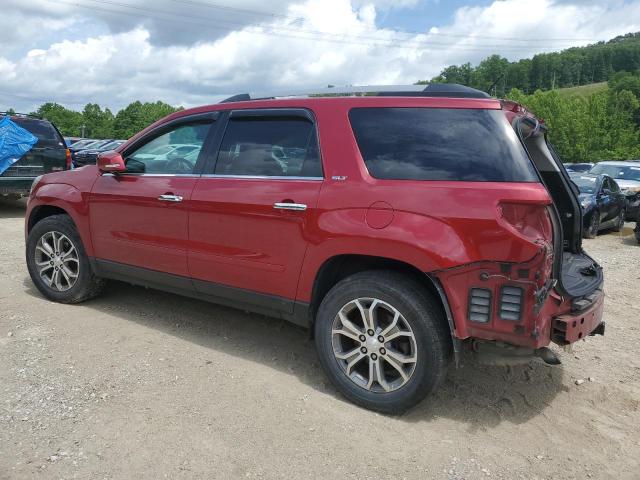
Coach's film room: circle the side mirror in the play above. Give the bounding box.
[97,151,126,173]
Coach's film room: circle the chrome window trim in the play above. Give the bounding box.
[101,173,201,177]
[201,174,323,181]
[101,173,323,180]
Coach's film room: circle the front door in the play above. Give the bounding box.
[89,117,216,279]
[599,177,615,224]
[188,109,323,312]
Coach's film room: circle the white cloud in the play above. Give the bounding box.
[1,0,640,113]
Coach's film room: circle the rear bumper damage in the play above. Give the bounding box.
[434,255,605,353]
[551,290,605,345]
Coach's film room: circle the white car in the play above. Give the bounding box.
[589,161,640,221]
[132,143,201,161]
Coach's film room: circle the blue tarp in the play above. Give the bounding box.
[0,116,38,175]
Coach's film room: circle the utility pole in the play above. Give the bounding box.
[81,124,86,138]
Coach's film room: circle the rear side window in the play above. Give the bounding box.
[215,116,321,177]
[349,107,538,182]
[12,118,63,145]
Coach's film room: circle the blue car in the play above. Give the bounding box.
[571,173,626,238]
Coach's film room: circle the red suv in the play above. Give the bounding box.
[25,84,605,413]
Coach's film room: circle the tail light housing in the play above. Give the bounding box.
[65,148,72,170]
[499,202,553,244]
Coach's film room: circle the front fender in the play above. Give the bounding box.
[26,182,94,256]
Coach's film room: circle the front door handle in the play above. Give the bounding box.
[158,194,183,202]
[273,202,307,211]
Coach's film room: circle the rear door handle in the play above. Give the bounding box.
[158,194,183,203]
[273,202,307,211]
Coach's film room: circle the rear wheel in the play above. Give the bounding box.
[314,271,450,413]
[612,208,625,232]
[26,214,106,303]
[584,210,600,239]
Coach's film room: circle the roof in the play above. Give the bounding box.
[220,83,490,103]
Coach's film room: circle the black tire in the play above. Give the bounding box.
[612,208,625,232]
[26,214,106,303]
[314,270,451,414]
[583,210,599,239]
[635,223,640,244]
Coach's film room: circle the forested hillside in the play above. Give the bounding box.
[422,32,640,97]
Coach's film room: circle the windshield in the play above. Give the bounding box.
[100,141,123,150]
[148,145,174,155]
[572,175,598,194]
[590,164,640,181]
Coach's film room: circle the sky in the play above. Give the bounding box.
[1,0,640,113]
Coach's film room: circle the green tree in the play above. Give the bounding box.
[112,101,180,139]
[82,103,114,138]
[32,103,84,137]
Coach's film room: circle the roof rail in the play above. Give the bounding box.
[219,83,490,103]
[0,111,43,119]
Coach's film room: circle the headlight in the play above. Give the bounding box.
[29,175,43,197]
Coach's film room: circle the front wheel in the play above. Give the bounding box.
[612,208,626,232]
[584,210,600,239]
[26,214,106,303]
[314,271,451,414]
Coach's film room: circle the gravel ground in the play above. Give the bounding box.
[1,198,639,480]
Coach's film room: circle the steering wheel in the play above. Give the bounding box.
[271,146,288,174]
[165,157,194,174]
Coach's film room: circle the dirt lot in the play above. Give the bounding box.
[1,198,639,480]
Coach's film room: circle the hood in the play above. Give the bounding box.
[615,178,640,190]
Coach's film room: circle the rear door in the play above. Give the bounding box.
[188,109,323,313]
[89,113,218,280]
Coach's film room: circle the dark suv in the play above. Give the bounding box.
[1,113,70,197]
[24,85,605,413]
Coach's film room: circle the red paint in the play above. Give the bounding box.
[188,177,321,299]
[89,174,196,276]
[365,201,394,229]
[25,94,603,350]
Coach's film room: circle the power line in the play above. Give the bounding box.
[170,0,600,43]
[86,0,595,49]
[46,0,586,52]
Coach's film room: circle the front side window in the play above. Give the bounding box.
[609,178,621,192]
[215,115,321,177]
[125,122,212,174]
[349,107,539,182]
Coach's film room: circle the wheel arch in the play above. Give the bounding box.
[27,205,71,233]
[307,254,460,358]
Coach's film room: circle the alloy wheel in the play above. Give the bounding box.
[331,298,417,393]
[34,231,79,292]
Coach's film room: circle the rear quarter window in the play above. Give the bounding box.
[12,118,63,146]
[349,107,538,182]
